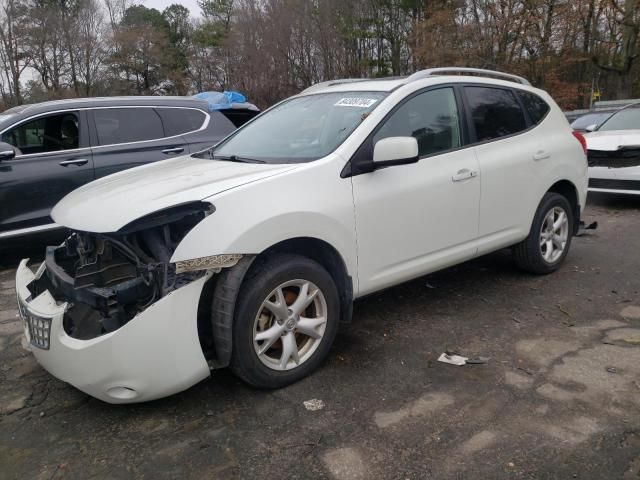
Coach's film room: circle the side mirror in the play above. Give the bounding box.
[585,124,598,132]
[0,142,16,161]
[372,136,419,169]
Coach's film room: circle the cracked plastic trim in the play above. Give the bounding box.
[174,254,244,274]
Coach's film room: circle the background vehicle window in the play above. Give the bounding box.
[598,107,640,131]
[94,108,164,145]
[156,108,206,136]
[1,113,79,155]
[373,87,461,156]
[517,91,550,124]
[465,87,527,141]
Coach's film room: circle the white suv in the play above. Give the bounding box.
[16,68,589,403]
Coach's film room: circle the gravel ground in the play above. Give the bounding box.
[0,192,639,480]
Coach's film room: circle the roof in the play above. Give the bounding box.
[3,96,209,115]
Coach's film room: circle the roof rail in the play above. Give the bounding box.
[300,79,371,94]
[406,68,531,86]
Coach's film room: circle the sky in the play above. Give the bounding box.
[143,0,202,16]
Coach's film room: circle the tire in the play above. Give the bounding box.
[230,254,340,388]
[513,192,574,274]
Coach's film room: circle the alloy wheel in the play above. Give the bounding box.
[539,206,569,264]
[253,279,328,371]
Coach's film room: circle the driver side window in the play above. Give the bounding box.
[1,112,80,156]
[373,87,461,157]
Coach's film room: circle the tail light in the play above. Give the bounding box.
[572,131,588,156]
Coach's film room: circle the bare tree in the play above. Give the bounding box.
[0,0,29,104]
[75,0,106,95]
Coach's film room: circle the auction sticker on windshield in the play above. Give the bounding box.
[334,98,378,108]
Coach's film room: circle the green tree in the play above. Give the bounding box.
[113,5,170,93]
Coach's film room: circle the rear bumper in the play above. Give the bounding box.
[16,259,211,404]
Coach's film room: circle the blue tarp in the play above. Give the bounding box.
[192,91,255,111]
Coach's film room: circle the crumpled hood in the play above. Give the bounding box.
[585,130,640,151]
[52,155,297,233]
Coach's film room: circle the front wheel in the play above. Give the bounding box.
[513,192,574,274]
[230,254,340,388]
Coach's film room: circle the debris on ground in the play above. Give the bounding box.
[517,367,534,376]
[437,353,468,366]
[575,221,598,237]
[303,399,325,411]
[466,356,490,365]
[425,281,436,289]
[606,367,617,374]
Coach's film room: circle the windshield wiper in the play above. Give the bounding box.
[212,154,265,164]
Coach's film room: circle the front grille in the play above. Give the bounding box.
[588,149,640,168]
[26,314,52,350]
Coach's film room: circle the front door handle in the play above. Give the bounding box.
[59,158,88,167]
[452,169,478,182]
[533,150,551,161]
[162,147,184,154]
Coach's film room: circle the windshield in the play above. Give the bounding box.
[598,106,640,131]
[210,92,388,163]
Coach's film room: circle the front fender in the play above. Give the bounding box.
[170,160,358,284]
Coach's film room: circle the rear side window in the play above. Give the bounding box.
[156,108,206,136]
[518,91,550,124]
[465,86,527,141]
[94,108,164,145]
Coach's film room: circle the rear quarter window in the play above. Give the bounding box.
[517,91,550,125]
[156,108,207,136]
[465,86,527,142]
[207,111,237,137]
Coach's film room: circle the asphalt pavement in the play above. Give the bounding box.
[1,192,639,479]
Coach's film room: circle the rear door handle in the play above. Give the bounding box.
[533,150,551,161]
[452,169,478,182]
[59,158,88,167]
[162,147,184,154]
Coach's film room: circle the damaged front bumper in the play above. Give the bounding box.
[16,259,212,403]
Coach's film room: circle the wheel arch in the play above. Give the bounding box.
[546,179,580,234]
[199,236,354,369]
[257,237,354,329]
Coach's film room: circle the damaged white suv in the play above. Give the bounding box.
[16,68,588,403]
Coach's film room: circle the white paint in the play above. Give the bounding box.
[19,73,588,403]
[16,260,211,404]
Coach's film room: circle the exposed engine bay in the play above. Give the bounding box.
[588,148,640,168]
[26,202,213,340]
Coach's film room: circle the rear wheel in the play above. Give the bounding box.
[230,254,339,388]
[513,192,574,274]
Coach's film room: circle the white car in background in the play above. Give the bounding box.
[585,103,640,195]
[16,68,588,403]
